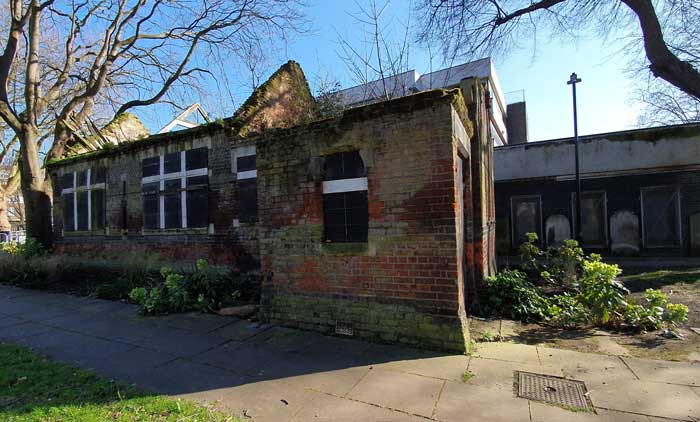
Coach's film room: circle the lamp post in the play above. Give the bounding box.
[567,72,582,243]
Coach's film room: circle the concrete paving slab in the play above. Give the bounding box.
[281,365,370,396]
[589,379,700,421]
[289,391,424,422]
[187,379,317,422]
[0,299,71,321]
[434,380,530,422]
[0,315,25,329]
[530,401,648,422]
[138,358,253,395]
[136,326,229,357]
[0,321,53,341]
[377,354,469,381]
[623,356,700,387]
[151,312,235,334]
[86,346,179,385]
[347,367,444,417]
[466,357,563,390]
[474,341,541,364]
[358,342,443,367]
[249,326,318,354]
[208,319,272,341]
[538,347,637,389]
[14,329,133,366]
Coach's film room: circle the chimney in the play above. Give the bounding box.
[506,101,528,144]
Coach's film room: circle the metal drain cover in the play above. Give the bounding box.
[515,371,590,411]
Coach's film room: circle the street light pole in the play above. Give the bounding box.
[567,72,582,243]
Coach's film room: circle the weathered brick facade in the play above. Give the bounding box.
[48,63,497,352]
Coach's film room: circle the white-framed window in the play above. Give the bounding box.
[141,147,208,230]
[322,151,368,243]
[232,145,257,221]
[61,167,106,232]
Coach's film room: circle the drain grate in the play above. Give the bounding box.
[335,321,354,336]
[515,371,590,411]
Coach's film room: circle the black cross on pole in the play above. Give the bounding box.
[567,72,582,243]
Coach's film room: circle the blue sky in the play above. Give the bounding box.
[149,0,643,143]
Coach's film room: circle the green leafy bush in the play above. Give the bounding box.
[488,237,688,332]
[481,270,550,322]
[1,238,46,258]
[129,259,259,315]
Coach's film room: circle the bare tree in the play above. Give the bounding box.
[416,0,700,105]
[0,0,305,247]
[337,0,414,104]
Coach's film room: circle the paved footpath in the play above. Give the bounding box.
[1,285,699,422]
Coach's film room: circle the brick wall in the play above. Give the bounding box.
[256,91,477,351]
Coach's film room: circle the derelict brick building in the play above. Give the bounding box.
[47,61,497,351]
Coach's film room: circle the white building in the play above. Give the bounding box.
[334,58,520,146]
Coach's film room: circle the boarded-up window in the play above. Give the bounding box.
[511,195,542,247]
[322,151,368,243]
[163,179,181,229]
[62,193,74,231]
[76,191,89,230]
[186,147,208,170]
[142,182,159,229]
[239,179,257,222]
[641,186,680,247]
[142,157,159,177]
[233,145,257,222]
[142,148,208,230]
[186,176,208,228]
[572,191,607,248]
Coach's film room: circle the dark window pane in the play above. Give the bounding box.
[187,188,208,228]
[323,191,368,243]
[77,191,89,230]
[573,192,606,247]
[237,155,256,173]
[511,196,541,247]
[91,189,105,230]
[92,167,106,184]
[186,147,208,170]
[62,193,74,231]
[642,188,680,247]
[142,157,160,177]
[239,179,258,222]
[164,152,181,174]
[187,175,208,187]
[61,173,74,190]
[163,190,181,229]
[142,183,159,229]
[77,170,88,187]
[323,151,365,181]
[164,179,180,192]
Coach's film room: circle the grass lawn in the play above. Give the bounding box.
[0,342,243,421]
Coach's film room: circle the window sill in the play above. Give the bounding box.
[63,230,106,236]
[321,242,368,255]
[142,228,208,235]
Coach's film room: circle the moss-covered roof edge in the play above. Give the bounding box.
[47,87,471,169]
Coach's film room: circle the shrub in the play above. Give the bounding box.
[544,239,584,288]
[129,259,259,315]
[481,270,550,322]
[518,232,542,274]
[1,238,46,258]
[577,256,628,325]
[624,289,689,332]
[547,293,587,328]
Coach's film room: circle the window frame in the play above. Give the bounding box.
[640,185,682,248]
[570,190,608,248]
[232,145,257,222]
[60,167,107,232]
[322,151,369,243]
[141,149,208,230]
[509,194,542,248]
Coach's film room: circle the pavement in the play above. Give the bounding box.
[1,285,699,422]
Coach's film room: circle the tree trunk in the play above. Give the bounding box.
[19,127,53,248]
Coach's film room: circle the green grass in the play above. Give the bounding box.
[621,269,700,292]
[0,343,243,421]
